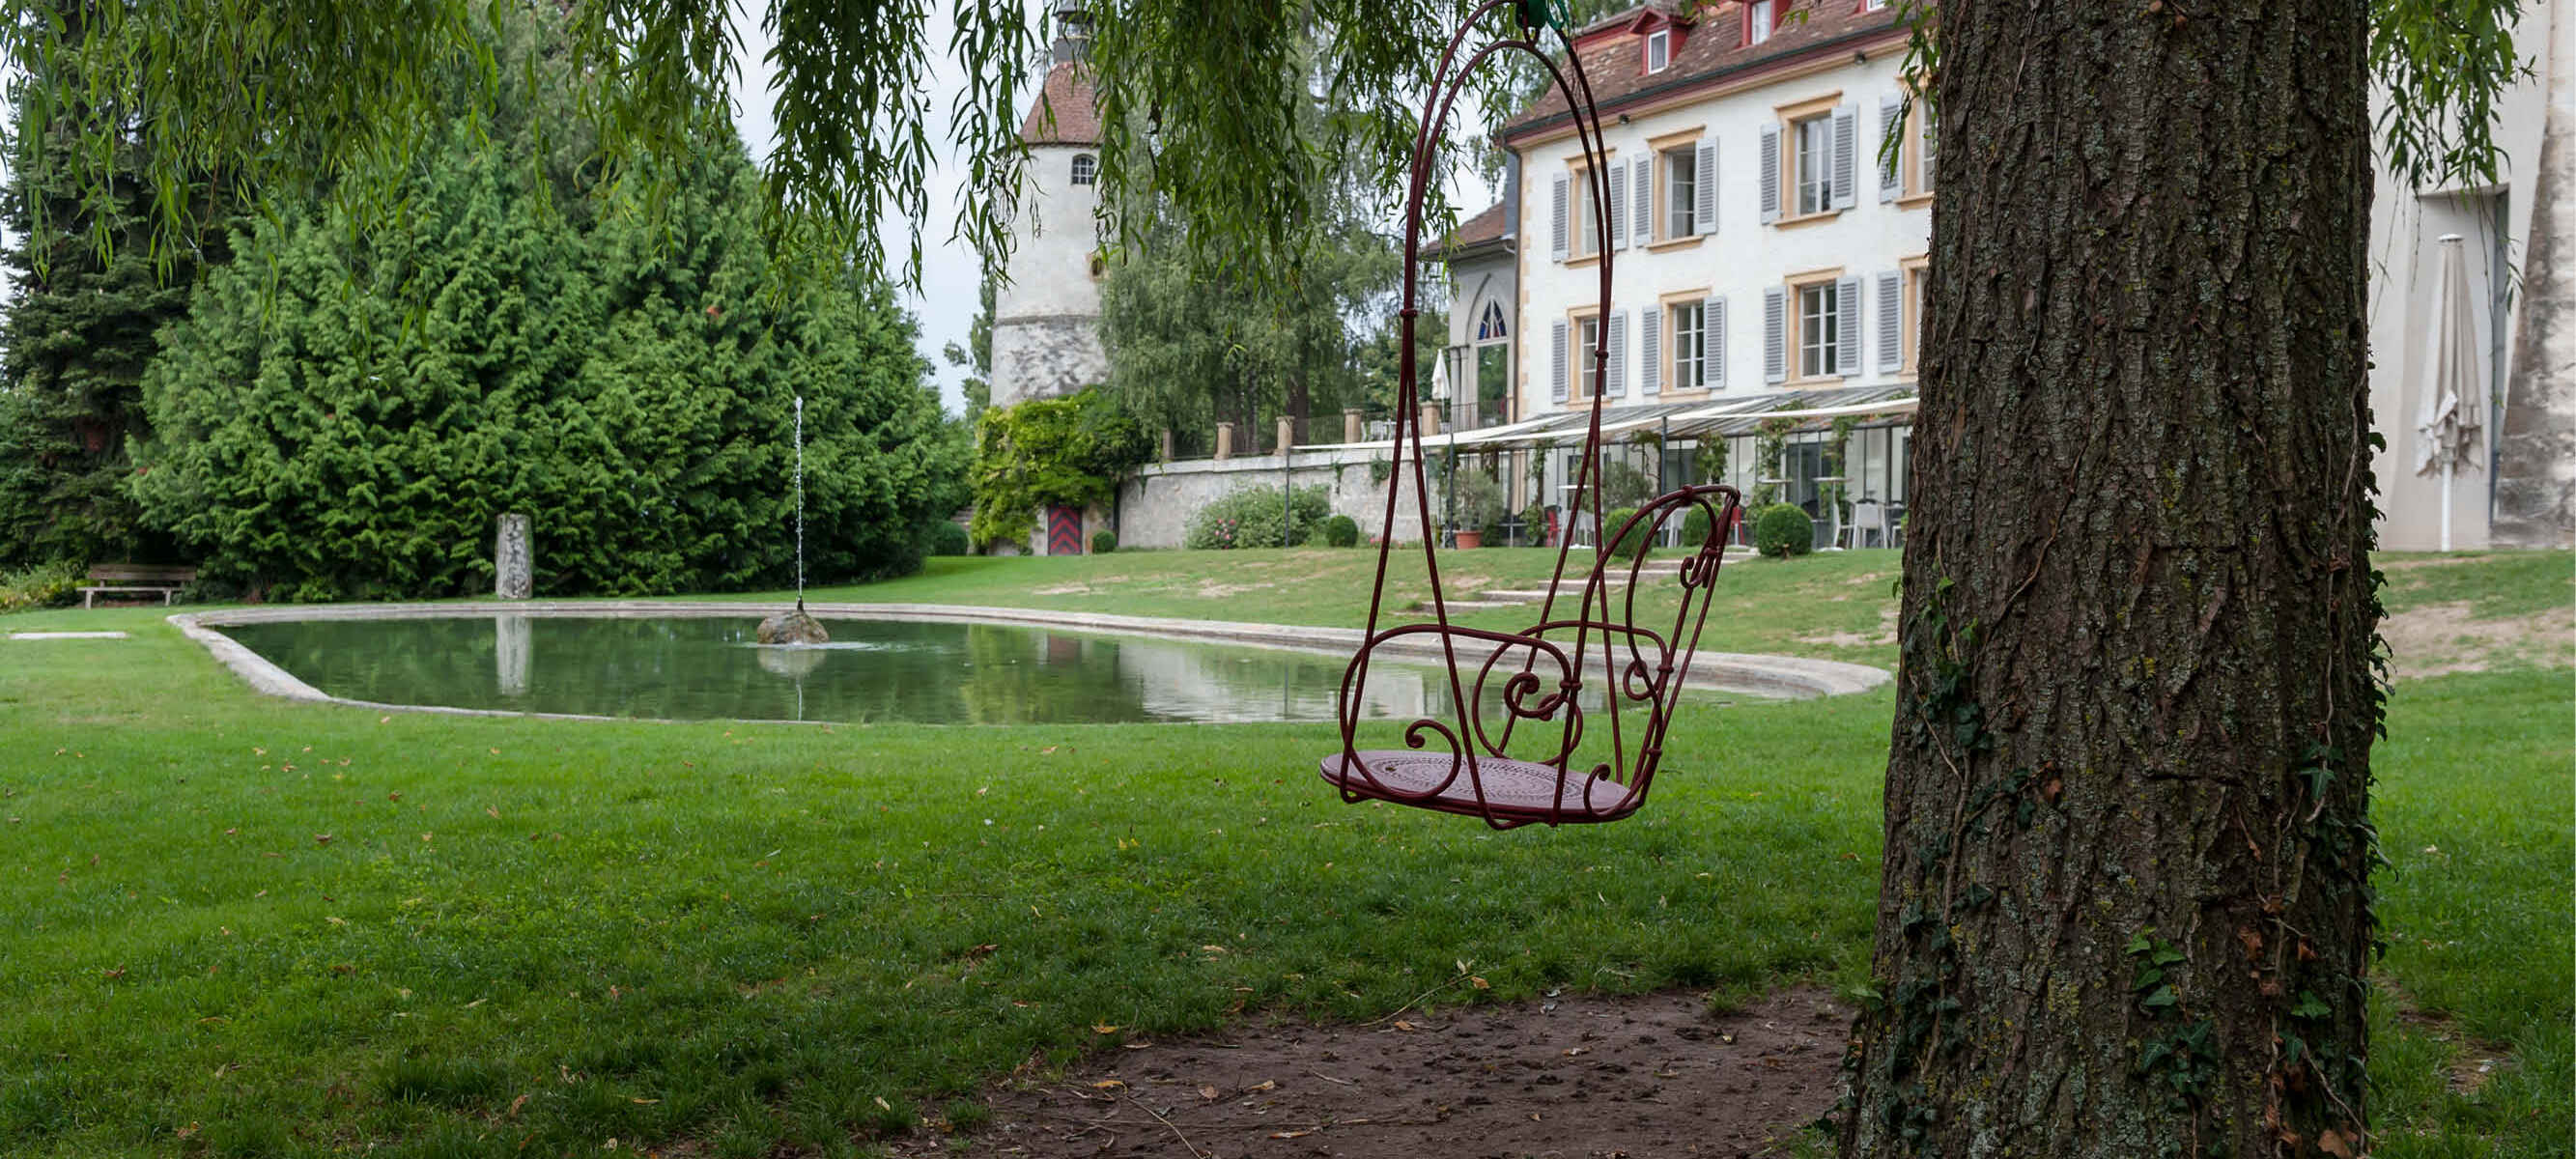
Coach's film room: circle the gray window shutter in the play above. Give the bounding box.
[1694,138,1717,235]
[1762,287,1786,383]
[1757,123,1780,224]
[1551,319,1569,402]
[1877,269,1905,372]
[1706,296,1728,389]
[1550,173,1570,262]
[1607,163,1628,250]
[1879,95,1903,202]
[1631,155,1653,246]
[1835,274,1862,376]
[1831,103,1859,211]
[1640,305,1662,395]
[1920,110,1937,191]
[1606,309,1628,398]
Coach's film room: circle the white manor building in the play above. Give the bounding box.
[1433,0,2573,552]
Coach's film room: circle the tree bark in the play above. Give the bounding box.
[1839,4,2382,1157]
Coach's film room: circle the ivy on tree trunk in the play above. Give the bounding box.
[1839,3,2384,1156]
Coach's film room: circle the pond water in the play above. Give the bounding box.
[219,614,1493,725]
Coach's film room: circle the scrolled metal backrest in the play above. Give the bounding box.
[1331,0,1740,827]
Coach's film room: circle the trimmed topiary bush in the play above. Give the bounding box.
[1680,504,1713,550]
[929,522,971,556]
[1753,503,1815,558]
[1320,514,1360,547]
[1090,528,1118,554]
[1603,506,1653,561]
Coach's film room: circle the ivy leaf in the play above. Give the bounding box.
[2140,985,2178,1011]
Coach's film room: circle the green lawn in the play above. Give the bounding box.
[1,551,2566,1157]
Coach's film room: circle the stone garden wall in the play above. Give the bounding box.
[1114,447,1427,549]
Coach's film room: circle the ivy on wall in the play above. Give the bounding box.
[969,389,1150,549]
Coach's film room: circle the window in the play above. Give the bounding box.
[1669,301,1707,390]
[1794,114,1834,215]
[1570,164,1601,258]
[1903,262,1927,374]
[1478,299,1509,342]
[1662,147,1696,238]
[1745,0,1773,45]
[1799,281,1841,378]
[1645,29,1670,73]
[1864,0,1889,9]
[1070,154,1096,185]
[1575,315,1602,399]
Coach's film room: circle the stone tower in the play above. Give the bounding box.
[990,2,1108,410]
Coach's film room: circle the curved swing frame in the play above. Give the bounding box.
[1319,0,1744,829]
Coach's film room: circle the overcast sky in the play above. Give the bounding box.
[727,4,1500,417]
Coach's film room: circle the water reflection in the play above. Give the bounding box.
[221,615,1471,726]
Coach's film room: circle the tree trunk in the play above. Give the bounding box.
[1839,4,2382,1157]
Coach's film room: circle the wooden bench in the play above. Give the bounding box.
[78,564,198,608]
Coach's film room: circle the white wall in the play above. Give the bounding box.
[2363,0,2562,551]
[1116,449,1429,550]
[992,143,1109,408]
[1513,50,1929,418]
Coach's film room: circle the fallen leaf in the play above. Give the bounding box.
[509,1094,527,1117]
[313,834,332,845]
[873,1095,892,1111]
[1199,1086,1220,1101]
[1091,1023,1119,1034]
[1245,1079,1275,1091]
[1090,1080,1125,1090]
[1470,976,1490,990]
[2317,1129,2354,1157]
[1392,1020,1418,1032]
[1268,1129,1314,1139]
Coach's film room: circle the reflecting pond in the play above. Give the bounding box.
[219,614,1492,725]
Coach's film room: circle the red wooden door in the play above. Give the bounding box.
[1046,505,1084,555]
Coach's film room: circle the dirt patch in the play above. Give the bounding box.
[1196,581,1280,599]
[2377,601,2575,678]
[895,988,1846,1159]
[1798,605,1899,651]
[1032,584,1095,596]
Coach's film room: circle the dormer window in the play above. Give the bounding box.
[1745,0,1774,45]
[1070,154,1097,185]
[1644,29,1671,72]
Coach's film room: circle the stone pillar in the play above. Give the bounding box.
[2495,91,2576,547]
[1344,409,1364,443]
[495,514,532,600]
[1215,422,1235,461]
[1277,416,1297,455]
[1419,403,1443,438]
[1159,428,1175,463]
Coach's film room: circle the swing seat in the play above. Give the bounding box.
[1319,751,1642,828]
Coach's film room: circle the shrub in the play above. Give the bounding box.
[1185,485,1331,550]
[1090,528,1118,554]
[928,522,971,556]
[1320,514,1360,547]
[1603,507,1652,562]
[1448,470,1505,537]
[1753,503,1815,558]
[1599,457,1660,508]
[0,559,83,613]
[1680,500,1735,551]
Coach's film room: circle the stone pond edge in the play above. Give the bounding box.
[169,601,1892,723]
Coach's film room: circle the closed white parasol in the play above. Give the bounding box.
[2415,235,2484,551]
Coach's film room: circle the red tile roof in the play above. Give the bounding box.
[1501,1,1909,143]
[1019,63,1101,146]
[1447,201,1512,247]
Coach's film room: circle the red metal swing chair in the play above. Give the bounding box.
[1320,0,1745,830]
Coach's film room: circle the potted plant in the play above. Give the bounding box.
[1450,470,1504,549]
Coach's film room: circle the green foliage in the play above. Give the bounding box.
[1681,502,1722,550]
[0,559,82,612]
[128,93,956,600]
[1448,469,1505,532]
[1598,456,1659,509]
[0,0,230,569]
[969,390,1150,549]
[1753,503,1814,559]
[1090,528,1118,554]
[1320,514,1360,548]
[1604,506,1654,562]
[928,521,972,557]
[1184,485,1330,550]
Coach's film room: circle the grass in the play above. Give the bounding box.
[0,550,2567,1157]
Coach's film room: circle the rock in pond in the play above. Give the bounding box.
[755,609,830,645]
